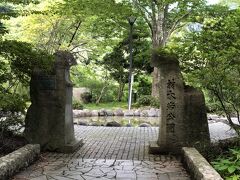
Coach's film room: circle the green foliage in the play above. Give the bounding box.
[135,95,159,108]
[171,6,240,135]
[72,99,84,110]
[71,64,119,103]
[0,40,53,115]
[212,148,240,179]
[0,93,26,112]
[134,75,152,96]
[101,33,151,102]
[0,40,54,81]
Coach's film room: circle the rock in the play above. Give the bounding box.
[91,110,99,116]
[114,109,124,116]
[73,110,85,118]
[140,110,148,117]
[148,108,157,117]
[77,121,88,126]
[99,109,107,116]
[124,110,134,116]
[106,121,121,127]
[134,110,141,116]
[73,87,91,103]
[126,124,132,127]
[156,109,160,117]
[106,110,114,116]
[207,114,220,120]
[83,109,92,117]
[139,123,151,127]
[89,122,99,126]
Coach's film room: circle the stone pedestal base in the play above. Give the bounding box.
[149,141,176,155]
[57,139,83,153]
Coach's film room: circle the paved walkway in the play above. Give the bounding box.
[13,126,190,180]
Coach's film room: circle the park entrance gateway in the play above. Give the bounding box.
[24,50,210,154]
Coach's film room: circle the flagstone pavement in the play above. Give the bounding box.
[13,126,190,180]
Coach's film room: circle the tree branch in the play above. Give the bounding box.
[68,21,82,47]
[169,11,191,35]
[133,0,153,33]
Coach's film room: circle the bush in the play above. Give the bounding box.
[0,112,24,137]
[212,148,240,180]
[72,100,84,110]
[80,92,92,103]
[0,93,27,113]
[135,95,159,108]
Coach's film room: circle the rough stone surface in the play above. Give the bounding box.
[73,110,85,118]
[13,127,190,180]
[134,109,141,116]
[99,109,107,116]
[139,123,151,127]
[182,147,223,180]
[148,108,158,117]
[91,110,99,116]
[106,110,114,116]
[24,51,82,152]
[113,109,124,116]
[0,144,40,180]
[124,110,134,116]
[140,110,148,117]
[83,109,92,117]
[72,108,162,117]
[151,53,210,154]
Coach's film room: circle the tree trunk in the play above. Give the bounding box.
[151,67,160,97]
[96,85,107,105]
[117,83,125,102]
[150,8,165,98]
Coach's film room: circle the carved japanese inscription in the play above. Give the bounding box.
[166,78,176,133]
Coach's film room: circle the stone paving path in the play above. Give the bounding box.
[13,126,190,180]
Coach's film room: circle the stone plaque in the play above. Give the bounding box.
[38,75,56,90]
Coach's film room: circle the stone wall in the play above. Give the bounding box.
[73,108,160,117]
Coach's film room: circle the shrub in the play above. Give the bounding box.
[72,100,84,110]
[212,148,240,179]
[0,112,24,137]
[135,95,159,108]
[80,92,92,103]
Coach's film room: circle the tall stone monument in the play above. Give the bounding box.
[24,51,83,152]
[150,52,210,154]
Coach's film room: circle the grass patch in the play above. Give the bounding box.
[83,101,128,110]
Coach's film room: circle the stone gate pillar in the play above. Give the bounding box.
[150,53,210,154]
[24,51,83,152]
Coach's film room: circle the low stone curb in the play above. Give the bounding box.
[182,147,223,180]
[0,144,40,180]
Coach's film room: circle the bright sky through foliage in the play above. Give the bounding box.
[207,0,220,4]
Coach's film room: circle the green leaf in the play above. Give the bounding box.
[228,166,236,174]
[218,165,229,171]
